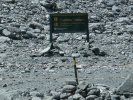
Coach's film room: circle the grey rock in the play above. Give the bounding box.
[38,34,45,39]
[57,36,69,43]
[34,29,41,33]
[40,2,59,11]
[78,81,90,90]
[60,93,71,99]
[50,91,60,99]
[30,91,43,97]
[62,85,76,93]
[6,26,21,33]
[32,97,41,100]
[31,0,40,4]
[126,25,133,34]
[2,29,11,36]
[89,23,105,33]
[112,5,121,14]
[23,30,37,39]
[92,48,100,55]
[2,27,22,40]
[111,95,121,100]
[29,21,44,30]
[115,17,130,24]
[87,88,100,97]
[99,51,107,56]
[86,95,97,100]
[59,51,65,56]
[0,36,10,43]
[72,94,84,100]
[75,89,87,98]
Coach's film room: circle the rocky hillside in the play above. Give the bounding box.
[0,0,133,100]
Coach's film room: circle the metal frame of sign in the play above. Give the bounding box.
[50,13,89,43]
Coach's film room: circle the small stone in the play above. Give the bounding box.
[3,84,7,87]
[34,29,41,33]
[71,53,80,58]
[92,48,100,55]
[99,51,107,56]
[86,95,97,100]
[59,51,65,56]
[62,85,76,93]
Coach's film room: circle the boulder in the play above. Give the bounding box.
[86,95,97,100]
[92,48,100,55]
[126,25,133,34]
[72,94,84,100]
[87,88,100,97]
[60,93,71,99]
[62,85,76,93]
[115,17,130,24]
[0,36,10,43]
[29,21,44,30]
[2,29,11,36]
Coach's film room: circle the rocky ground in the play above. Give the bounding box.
[0,0,133,100]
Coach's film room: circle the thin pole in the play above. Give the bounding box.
[73,57,79,85]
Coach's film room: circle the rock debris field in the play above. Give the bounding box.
[0,0,133,100]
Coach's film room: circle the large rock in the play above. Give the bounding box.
[30,91,43,97]
[126,25,133,34]
[87,88,100,97]
[2,27,22,40]
[62,85,76,93]
[89,23,105,33]
[60,93,71,99]
[0,36,10,43]
[2,29,11,36]
[72,94,84,100]
[29,21,44,30]
[86,95,97,100]
[115,17,131,24]
[112,5,121,15]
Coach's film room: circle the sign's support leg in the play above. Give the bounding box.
[86,31,89,42]
[73,57,79,85]
[50,32,53,49]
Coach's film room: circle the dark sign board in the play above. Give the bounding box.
[50,13,88,33]
[49,13,89,43]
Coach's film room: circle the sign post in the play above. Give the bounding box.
[50,13,89,84]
